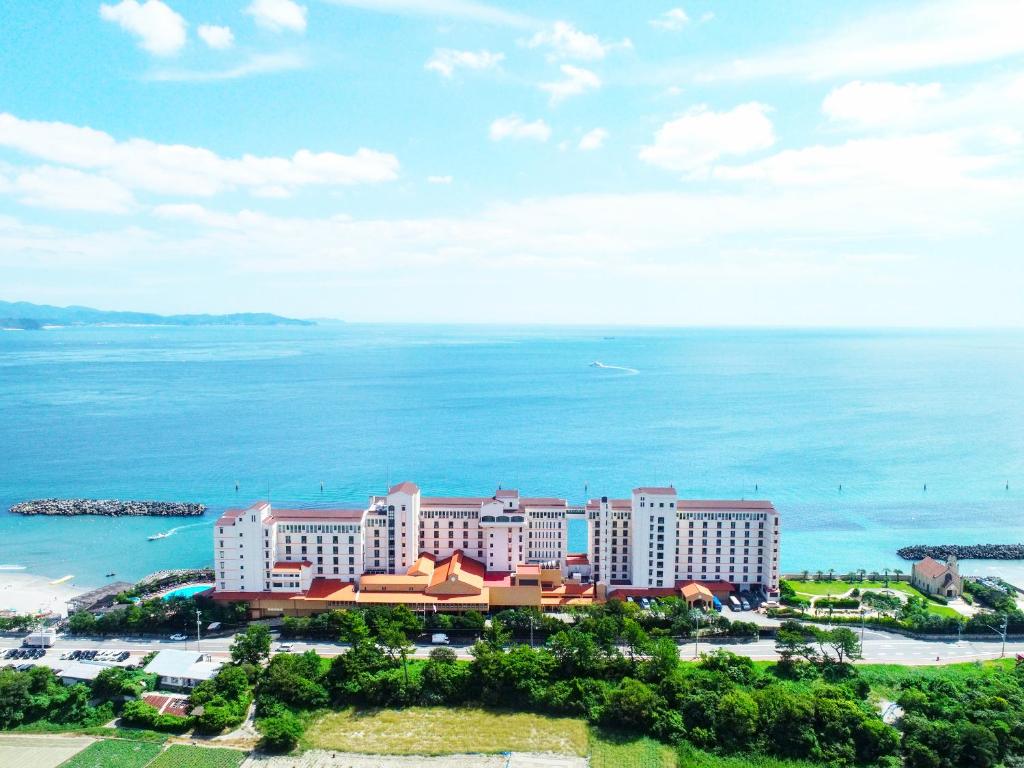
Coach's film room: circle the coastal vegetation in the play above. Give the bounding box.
[67,594,246,636]
[0,299,313,327]
[10,499,205,516]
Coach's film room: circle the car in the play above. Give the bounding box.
[430,633,450,645]
[276,643,293,652]
[117,651,130,661]
[169,633,188,641]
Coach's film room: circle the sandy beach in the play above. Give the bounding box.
[0,571,91,618]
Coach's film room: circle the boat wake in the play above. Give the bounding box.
[589,360,639,375]
[0,564,27,571]
[148,520,212,541]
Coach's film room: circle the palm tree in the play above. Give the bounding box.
[857,568,867,583]
[828,568,836,582]
[801,570,810,582]
[882,568,890,586]
[815,569,824,582]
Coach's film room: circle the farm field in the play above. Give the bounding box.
[147,744,246,768]
[58,739,162,768]
[0,734,94,768]
[304,707,590,756]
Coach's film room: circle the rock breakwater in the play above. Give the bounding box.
[10,499,206,516]
[897,543,1024,560]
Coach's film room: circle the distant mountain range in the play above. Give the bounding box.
[0,300,314,329]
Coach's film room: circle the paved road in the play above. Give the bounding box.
[3,628,1021,667]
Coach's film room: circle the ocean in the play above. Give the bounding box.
[2,323,1023,589]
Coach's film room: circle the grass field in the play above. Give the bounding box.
[784,579,918,597]
[589,730,675,768]
[0,735,95,768]
[146,745,245,768]
[58,740,163,768]
[304,707,590,756]
[678,749,821,768]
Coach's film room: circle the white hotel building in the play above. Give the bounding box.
[213,481,779,606]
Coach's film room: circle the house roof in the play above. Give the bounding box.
[494,489,519,499]
[428,550,485,591]
[520,497,566,507]
[913,556,952,579]
[677,500,775,510]
[388,481,420,496]
[566,553,590,566]
[144,650,222,682]
[268,507,364,523]
[301,579,358,601]
[681,583,714,601]
[634,486,677,495]
[56,661,115,681]
[272,561,311,570]
[420,497,492,507]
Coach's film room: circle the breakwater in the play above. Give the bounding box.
[897,544,1024,560]
[10,499,206,516]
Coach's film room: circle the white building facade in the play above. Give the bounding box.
[214,481,779,597]
[586,487,780,593]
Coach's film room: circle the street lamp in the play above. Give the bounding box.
[691,609,703,658]
[196,609,202,655]
[980,616,1009,658]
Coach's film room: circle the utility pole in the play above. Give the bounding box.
[529,613,534,648]
[196,609,202,655]
[860,609,866,644]
[692,609,702,658]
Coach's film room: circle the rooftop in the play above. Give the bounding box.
[634,486,677,495]
[144,650,222,682]
[388,481,420,496]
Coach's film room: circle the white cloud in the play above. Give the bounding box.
[650,8,689,31]
[823,80,943,127]
[197,24,234,50]
[0,112,398,198]
[320,0,537,29]
[526,21,631,61]
[706,0,1024,81]
[7,166,135,214]
[245,0,307,33]
[540,65,601,104]
[425,48,504,78]
[712,133,1005,188]
[99,0,187,57]
[578,128,608,151]
[427,175,453,184]
[489,115,551,142]
[146,52,307,82]
[639,102,776,173]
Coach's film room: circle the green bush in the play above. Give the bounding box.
[258,711,305,752]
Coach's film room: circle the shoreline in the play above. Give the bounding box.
[0,572,92,618]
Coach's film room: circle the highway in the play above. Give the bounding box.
[3,627,1022,667]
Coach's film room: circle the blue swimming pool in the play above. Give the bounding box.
[161,584,213,600]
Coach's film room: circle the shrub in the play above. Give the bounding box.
[258,712,305,752]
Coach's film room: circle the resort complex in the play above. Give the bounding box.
[211,482,780,615]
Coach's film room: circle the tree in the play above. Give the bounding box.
[258,711,305,752]
[775,621,818,667]
[92,666,140,701]
[716,689,759,750]
[605,677,660,732]
[67,611,97,634]
[230,623,272,666]
[0,669,32,728]
[548,628,601,679]
[377,621,414,690]
[817,627,862,665]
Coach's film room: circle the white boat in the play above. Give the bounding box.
[148,531,171,541]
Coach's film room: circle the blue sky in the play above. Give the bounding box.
[1,0,1023,325]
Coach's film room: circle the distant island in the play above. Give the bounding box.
[11,499,206,516]
[897,543,1024,560]
[0,300,314,329]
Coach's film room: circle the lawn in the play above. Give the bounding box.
[678,748,821,768]
[58,740,162,768]
[784,579,920,597]
[589,729,675,768]
[304,707,590,756]
[146,745,245,768]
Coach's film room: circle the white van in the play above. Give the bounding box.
[431,633,450,645]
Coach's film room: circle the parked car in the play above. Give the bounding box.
[169,633,188,641]
[276,643,293,652]
[431,633,450,645]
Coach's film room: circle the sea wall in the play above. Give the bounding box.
[897,544,1024,560]
[10,499,205,516]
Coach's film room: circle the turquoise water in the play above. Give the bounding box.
[162,584,213,600]
[1,324,1023,587]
